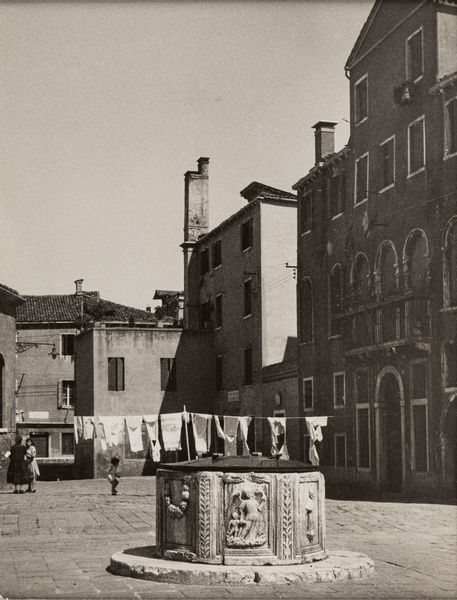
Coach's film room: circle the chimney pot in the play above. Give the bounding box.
[312,121,337,164]
[74,279,84,295]
[197,157,209,175]
[146,306,151,312]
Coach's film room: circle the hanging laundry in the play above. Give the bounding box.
[238,416,252,456]
[82,417,95,440]
[125,415,144,453]
[144,415,162,461]
[74,416,84,444]
[280,442,290,460]
[191,413,212,455]
[160,413,183,452]
[92,417,107,451]
[98,416,125,448]
[151,440,162,462]
[223,416,239,456]
[305,417,328,465]
[267,416,286,456]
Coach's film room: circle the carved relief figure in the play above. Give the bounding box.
[225,484,267,547]
[305,489,316,542]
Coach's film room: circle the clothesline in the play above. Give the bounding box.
[74,410,329,466]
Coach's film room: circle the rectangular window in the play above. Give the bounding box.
[61,432,74,456]
[60,380,75,408]
[380,136,395,190]
[445,97,457,158]
[354,74,368,123]
[241,219,253,251]
[216,355,223,391]
[356,406,370,468]
[200,248,209,276]
[301,191,314,233]
[160,358,177,391]
[355,153,368,204]
[61,334,75,356]
[30,433,49,458]
[334,433,347,467]
[406,28,423,82]
[355,370,369,404]
[199,301,210,329]
[211,239,222,268]
[330,171,346,218]
[244,279,252,317]
[303,377,313,411]
[215,294,222,328]
[108,357,125,391]
[408,116,425,176]
[244,346,253,385]
[333,372,345,408]
[411,362,427,399]
[412,403,428,472]
[444,343,457,388]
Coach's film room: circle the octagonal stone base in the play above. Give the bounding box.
[110,546,374,585]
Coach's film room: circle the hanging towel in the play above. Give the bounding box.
[305,417,328,465]
[82,417,95,440]
[125,415,144,453]
[238,416,252,456]
[223,416,239,456]
[267,417,286,456]
[93,417,107,451]
[191,413,212,455]
[74,417,84,444]
[144,414,162,461]
[160,413,183,452]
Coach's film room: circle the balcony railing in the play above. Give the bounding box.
[340,295,431,352]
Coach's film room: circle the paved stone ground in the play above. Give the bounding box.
[0,477,455,599]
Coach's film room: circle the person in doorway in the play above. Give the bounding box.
[24,437,40,493]
[6,436,27,494]
[107,457,121,496]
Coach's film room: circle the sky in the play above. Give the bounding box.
[1,1,373,310]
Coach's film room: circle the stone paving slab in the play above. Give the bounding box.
[0,477,456,599]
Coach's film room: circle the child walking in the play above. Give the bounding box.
[107,457,121,496]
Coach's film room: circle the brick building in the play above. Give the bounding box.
[182,158,300,457]
[0,284,24,488]
[294,0,457,497]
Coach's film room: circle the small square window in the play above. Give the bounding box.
[354,75,368,123]
[355,154,369,204]
[303,377,313,410]
[380,137,395,190]
[108,357,125,391]
[406,28,423,82]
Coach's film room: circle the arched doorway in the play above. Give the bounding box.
[440,394,457,499]
[375,368,404,493]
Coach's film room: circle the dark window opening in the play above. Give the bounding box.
[444,343,457,388]
[61,334,75,356]
[412,404,427,472]
[301,191,314,233]
[303,378,313,410]
[241,219,253,251]
[445,97,457,156]
[200,248,209,276]
[244,279,252,316]
[211,240,222,268]
[355,155,368,204]
[160,358,177,391]
[61,432,74,456]
[407,29,423,82]
[357,408,370,468]
[108,357,125,391]
[355,76,368,123]
[380,138,395,189]
[334,373,345,406]
[30,434,49,458]
[409,118,425,174]
[411,362,427,399]
[215,294,222,328]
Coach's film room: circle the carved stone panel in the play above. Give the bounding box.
[298,471,326,562]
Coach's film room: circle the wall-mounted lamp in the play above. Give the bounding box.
[16,341,59,360]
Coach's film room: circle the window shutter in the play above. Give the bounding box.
[108,358,116,391]
[117,358,125,391]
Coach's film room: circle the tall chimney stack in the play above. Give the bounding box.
[74,279,84,295]
[183,157,209,242]
[313,121,337,164]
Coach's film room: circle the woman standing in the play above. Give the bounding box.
[6,436,27,494]
[24,437,40,493]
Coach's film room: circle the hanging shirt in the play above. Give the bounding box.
[82,417,95,440]
[305,416,328,465]
[238,416,252,456]
[223,416,239,456]
[125,415,144,453]
[74,416,84,444]
[143,414,162,461]
[267,417,286,456]
[160,413,183,452]
[98,416,125,448]
[191,413,212,455]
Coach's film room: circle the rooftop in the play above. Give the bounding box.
[240,182,297,203]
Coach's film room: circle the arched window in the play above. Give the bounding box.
[404,230,429,292]
[330,264,343,335]
[379,243,397,296]
[301,278,313,342]
[443,217,457,307]
[352,254,370,301]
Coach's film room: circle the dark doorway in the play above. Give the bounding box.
[443,397,457,499]
[381,373,403,492]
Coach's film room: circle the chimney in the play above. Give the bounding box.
[183,157,209,243]
[146,306,151,312]
[313,121,337,164]
[74,279,84,295]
